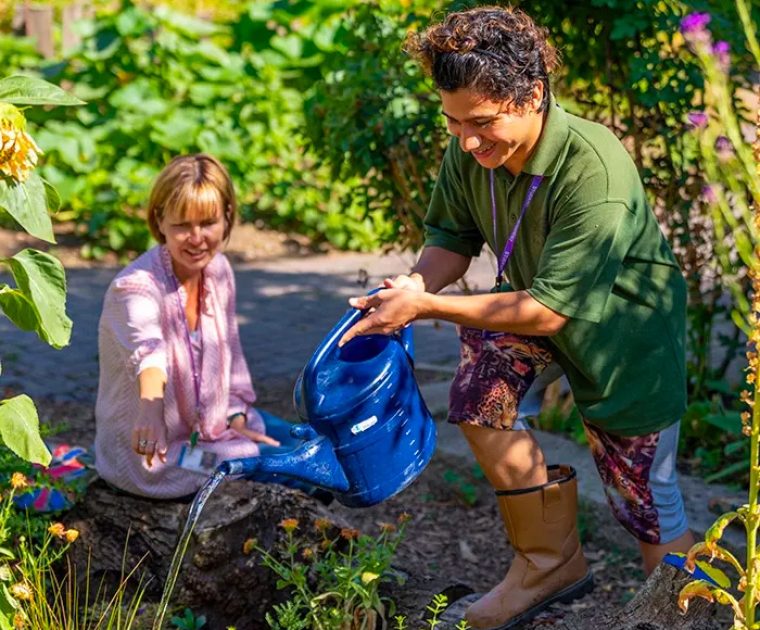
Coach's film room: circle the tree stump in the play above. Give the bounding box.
[64,479,345,629]
[63,479,472,629]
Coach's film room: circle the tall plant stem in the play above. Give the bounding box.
[735,0,760,67]
[746,95,760,630]
[747,393,760,627]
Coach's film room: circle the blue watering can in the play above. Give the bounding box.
[220,291,437,507]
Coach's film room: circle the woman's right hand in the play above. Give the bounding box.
[132,399,168,467]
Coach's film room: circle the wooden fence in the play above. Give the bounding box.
[18,1,94,57]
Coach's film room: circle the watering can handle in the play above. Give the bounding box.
[305,288,415,381]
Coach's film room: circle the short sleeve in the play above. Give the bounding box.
[423,141,485,257]
[527,200,636,323]
[106,276,167,380]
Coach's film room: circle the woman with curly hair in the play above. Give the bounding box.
[340,6,694,629]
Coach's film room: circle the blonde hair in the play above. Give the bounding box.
[147,154,237,243]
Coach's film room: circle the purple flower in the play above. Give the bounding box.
[680,12,711,34]
[680,13,712,46]
[712,41,731,71]
[715,135,734,161]
[703,185,717,204]
[687,111,709,129]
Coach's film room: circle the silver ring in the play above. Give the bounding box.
[138,440,155,448]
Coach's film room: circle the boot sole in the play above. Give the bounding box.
[484,570,596,630]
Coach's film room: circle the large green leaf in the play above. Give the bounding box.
[0,584,17,630]
[0,173,55,242]
[0,286,40,333]
[0,394,50,466]
[0,75,84,106]
[1,249,71,349]
[42,177,61,213]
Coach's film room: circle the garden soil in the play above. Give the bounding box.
[30,375,733,629]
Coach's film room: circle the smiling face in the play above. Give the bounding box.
[441,83,545,175]
[159,201,226,283]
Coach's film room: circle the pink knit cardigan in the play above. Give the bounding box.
[95,245,264,498]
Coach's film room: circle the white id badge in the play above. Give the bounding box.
[176,444,218,474]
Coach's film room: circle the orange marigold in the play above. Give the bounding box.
[280,519,299,533]
[0,103,42,183]
[340,528,360,541]
[12,613,24,629]
[48,522,66,538]
[242,538,258,554]
[314,518,331,532]
[380,523,397,533]
[398,512,411,524]
[65,529,79,543]
[10,473,28,490]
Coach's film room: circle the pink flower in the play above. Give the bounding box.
[712,41,730,71]
[715,136,734,161]
[680,13,712,45]
[686,111,709,129]
[703,186,717,204]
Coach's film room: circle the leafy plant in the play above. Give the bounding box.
[171,608,207,630]
[306,0,447,253]
[674,2,760,628]
[254,515,409,630]
[392,593,469,630]
[0,73,79,471]
[0,0,392,257]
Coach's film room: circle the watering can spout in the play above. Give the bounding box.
[219,427,351,494]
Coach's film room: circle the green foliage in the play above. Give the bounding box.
[0,74,78,510]
[257,516,408,630]
[441,466,483,507]
[9,527,150,630]
[535,404,587,446]
[673,2,760,628]
[392,593,470,630]
[680,399,749,485]
[171,608,207,630]
[306,0,448,251]
[0,395,49,466]
[0,0,394,257]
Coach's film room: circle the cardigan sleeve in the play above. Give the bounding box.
[105,274,168,381]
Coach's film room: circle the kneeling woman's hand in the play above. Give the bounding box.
[228,410,280,447]
[132,399,169,467]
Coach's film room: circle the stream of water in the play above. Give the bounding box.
[151,469,228,630]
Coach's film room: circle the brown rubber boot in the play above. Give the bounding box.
[465,464,594,630]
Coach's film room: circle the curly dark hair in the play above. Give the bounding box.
[404,6,560,112]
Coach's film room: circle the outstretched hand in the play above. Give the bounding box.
[338,282,426,347]
[132,400,168,467]
[229,411,281,447]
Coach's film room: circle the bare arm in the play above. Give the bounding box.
[339,288,567,346]
[420,290,568,336]
[407,246,472,294]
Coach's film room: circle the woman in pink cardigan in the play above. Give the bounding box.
[95,154,303,500]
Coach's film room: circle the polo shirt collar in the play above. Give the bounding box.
[521,92,569,177]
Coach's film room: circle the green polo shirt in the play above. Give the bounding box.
[424,94,687,436]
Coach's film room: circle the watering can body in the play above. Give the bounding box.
[221,291,437,507]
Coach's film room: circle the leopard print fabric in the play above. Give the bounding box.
[448,325,553,430]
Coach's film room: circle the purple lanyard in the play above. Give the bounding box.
[170,273,203,423]
[490,170,543,289]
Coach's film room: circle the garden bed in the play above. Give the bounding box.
[32,375,738,629]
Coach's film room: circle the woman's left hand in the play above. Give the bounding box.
[339,288,424,347]
[228,412,281,447]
